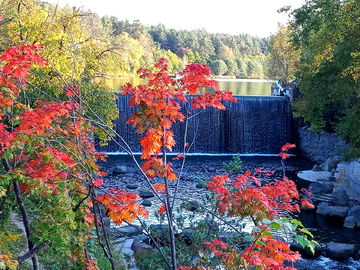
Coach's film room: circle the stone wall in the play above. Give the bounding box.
[297,127,348,163]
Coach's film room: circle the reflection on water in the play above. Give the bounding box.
[107,77,274,96]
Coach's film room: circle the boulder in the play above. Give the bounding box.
[139,189,155,199]
[326,241,356,260]
[308,182,333,196]
[313,164,323,171]
[343,205,360,228]
[113,165,127,175]
[131,236,152,253]
[150,224,170,243]
[142,199,152,207]
[117,225,143,237]
[331,188,350,207]
[283,260,307,270]
[348,205,360,217]
[186,201,199,211]
[126,184,138,189]
[290,241,322,257]
[316,203,349,219]
[320,157,339,172]
[344,216,360,229]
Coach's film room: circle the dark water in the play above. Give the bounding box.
[97,94,291,155]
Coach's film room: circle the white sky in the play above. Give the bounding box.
[44,0,306,38]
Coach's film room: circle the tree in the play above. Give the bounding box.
[218,44,235,60]
[208,59,228,76]
[289,0,360,155]
[268,24,299,82]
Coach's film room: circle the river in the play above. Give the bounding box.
[107,77,275,96]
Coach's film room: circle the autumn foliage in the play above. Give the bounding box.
[0,34,314,270]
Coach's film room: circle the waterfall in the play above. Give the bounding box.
[96,94,292,155]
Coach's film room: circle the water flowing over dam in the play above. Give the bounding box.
[97,94,292,155]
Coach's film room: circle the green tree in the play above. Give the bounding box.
[208,59,228,76]
[268,24,299,81]
[289,0,360,155]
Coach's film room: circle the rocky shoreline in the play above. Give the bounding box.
[97,155,360,270]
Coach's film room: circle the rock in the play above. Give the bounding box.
[328,176,336,182]
[320,157,339,172]
[343,205,360,228]
[344,216,360,229]
[126,184,138,189]
[326,241,356,260]
[150,225,170,243]
[283,260,307,270]
[308,182,333,196]
[117,225,143,236]
[142,199,152,207]
[331,188,350,206]
[207,167,216,172]
[186,201,199,211]
[113,237,134,254]
[131,236,152,253]
[348,205,360,217]
[316,203,349,219]
[139,190,154,199]
[313,164,323,171]
[113,165,127,175]
[290,241,322,257]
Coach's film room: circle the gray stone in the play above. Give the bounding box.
[326,241,356,260]
[284,260,307,270]
[331,188,350,206]
[320,157,339,172]
[139,190,154,199]
[313,164,323,171]
[207,167,216,172]
[316,203,349,219]
[142,199,152,207]
[308,182,333,196]
[290,241,322,257]
[113,165,127,174]
[344,216,360,228]
[117,225,143,236]
[186,201,199,211]
[126,184,139,189]
[131,236,152,253]
[348,205,360,217]
[328,176,337,182]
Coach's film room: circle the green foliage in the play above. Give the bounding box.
[289,0,360,155]
[135,248,170,270]
[223,155,242,173]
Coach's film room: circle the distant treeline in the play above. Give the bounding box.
[102,17,279,79]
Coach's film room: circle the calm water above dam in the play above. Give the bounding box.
[107,77,275,96]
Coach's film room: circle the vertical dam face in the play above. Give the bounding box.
[97,95,292,155]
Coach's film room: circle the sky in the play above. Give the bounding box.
[44,0,306,38]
